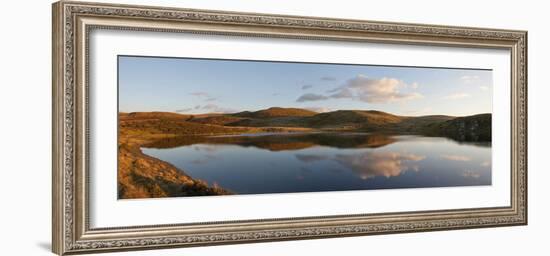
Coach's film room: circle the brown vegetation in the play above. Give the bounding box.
[118,141,231,199]
[118,112,241,199]
[117,110,316,199]
[118,107,491,199]
[233,107,317,118]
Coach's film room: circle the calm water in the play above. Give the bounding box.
[142,133,491,195]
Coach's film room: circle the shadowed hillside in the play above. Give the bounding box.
[422,113,491,141]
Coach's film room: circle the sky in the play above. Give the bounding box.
[118,55,493,116]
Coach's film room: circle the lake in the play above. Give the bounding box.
[141,133,491,195]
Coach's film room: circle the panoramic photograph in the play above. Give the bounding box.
[117,55,492,199]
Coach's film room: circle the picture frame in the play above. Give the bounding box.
[52,1,527,255]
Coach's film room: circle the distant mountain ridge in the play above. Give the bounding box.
[233,107,318,118]
[120,107,491,142]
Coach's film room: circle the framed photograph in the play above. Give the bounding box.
[52,1,527,255]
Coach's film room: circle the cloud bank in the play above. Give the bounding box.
[296,75,422,103]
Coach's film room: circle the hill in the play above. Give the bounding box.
[119,111,313,137]
[225,109,405,129]
[122,108,491,142]
[389,115,455,133]
[422,113,491,141]
[187,115,245,126]
[119,111,192,121]
[306,110,403,129]
[117,109,491,198]
[233,107,317,118]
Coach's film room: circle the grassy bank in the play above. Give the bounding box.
[117,112,315,199]
[117,109,492,199]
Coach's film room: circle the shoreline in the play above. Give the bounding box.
[117,134,233,199]
[117,110,491,199]
[117,127,326,199]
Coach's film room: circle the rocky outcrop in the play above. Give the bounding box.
[422,114,491,142]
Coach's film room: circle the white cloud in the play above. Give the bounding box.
[335,152,425,180]
[296,93,329,102]
[329,87,353,99]
[480,86,490,91]
[298,75,422,104]
[442,93,470,100]
[330,75,423,103]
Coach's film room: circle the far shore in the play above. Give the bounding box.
[117,108,491,199]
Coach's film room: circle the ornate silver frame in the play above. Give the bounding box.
[52,1,527,255]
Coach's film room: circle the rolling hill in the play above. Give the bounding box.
[121,107,491,142]
[117,108,491,199]
[305,110,403,129]
[422,113,491,141]
[233,107,317,118]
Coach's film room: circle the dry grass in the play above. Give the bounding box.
[117,108,491,199]
[117,115,238,199]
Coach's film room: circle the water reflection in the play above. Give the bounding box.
[334,152,425,180]
[144,132,396,151]
[142,133,491,195]
[440,154,471,161]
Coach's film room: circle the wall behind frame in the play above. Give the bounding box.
[0,0,546,255]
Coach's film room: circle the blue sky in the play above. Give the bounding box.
[119,56,492,116]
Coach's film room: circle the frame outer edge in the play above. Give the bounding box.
[52,1,65,255]
[55,1,528,254]
[522,31,528,225]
